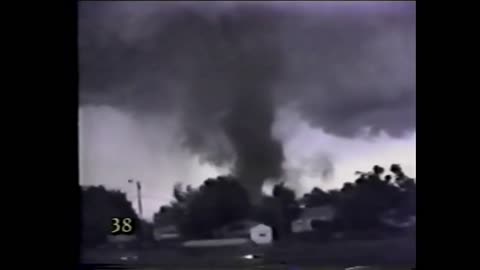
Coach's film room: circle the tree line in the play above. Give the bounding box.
[81,164,415,247]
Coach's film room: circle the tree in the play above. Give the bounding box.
[154,176,251,239]
[335,164,415,231]
[153,183,198,235]
[301,187,332,207]
[252,183,300,239]
[253,196,283,240]
[81,185,138,247]
[273,183,301,235]
[152,164,416,239]
[373,165,385,176]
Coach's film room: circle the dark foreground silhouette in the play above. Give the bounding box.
[81,164,415,268]
[82,234,415,268]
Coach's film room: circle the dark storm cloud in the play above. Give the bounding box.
[80,2,287,200]
[79,1,415,197]
[272,2,416,137]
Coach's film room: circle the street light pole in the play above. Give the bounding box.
[136,181,143,218]
[128,179,143,219]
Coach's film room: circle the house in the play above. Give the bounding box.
[106,234,137,249]
[153,224,180,241]
[380,209,416,229]
[214,220,273,245]
[153,211,182,241]
[107,234,137,243]
[183,221,273,247]
[291,205,336,233]
[213,220,258,238]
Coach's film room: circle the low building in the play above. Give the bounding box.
[291,205,336,233]
[380,209,416,229]
[153,224,180,241]
[106,234,137,249]
[107,234,137,243]
[183,221,273,247]
[214,220,258,238]
[215,220,273,245]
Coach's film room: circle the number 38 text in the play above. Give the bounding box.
[111,218,135,235]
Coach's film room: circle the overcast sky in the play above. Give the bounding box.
[79,1,416,220]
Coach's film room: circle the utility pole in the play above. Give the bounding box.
[128,179,143,218]
[128,179,146,245]
[136,181,143,218]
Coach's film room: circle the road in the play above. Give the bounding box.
[82,236,415,269]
